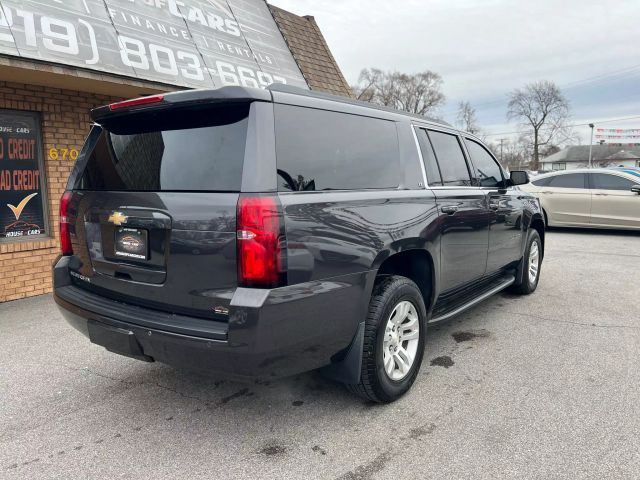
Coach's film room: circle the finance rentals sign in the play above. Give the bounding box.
[0,0,308,90]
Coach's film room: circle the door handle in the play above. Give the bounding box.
[441,205,459,215]
[594,193,607,196]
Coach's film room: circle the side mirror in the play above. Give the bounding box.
[632,185,640,194]
[510,170,530,186]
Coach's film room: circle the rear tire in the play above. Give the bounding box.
[510,229,542,295]
[347,275,427,403]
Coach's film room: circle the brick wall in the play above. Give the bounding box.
[0,81,119,302]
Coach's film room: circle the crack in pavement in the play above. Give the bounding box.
[335,450,392,480]
[65,365,217,406]
[2,364,234,471]
[503,310,639,330]
[551,249,640,259]
[1,364,218,445]
[334,408,452,479]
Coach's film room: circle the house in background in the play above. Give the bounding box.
[541,145,640,171]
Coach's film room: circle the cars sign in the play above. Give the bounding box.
[0,0,308,90]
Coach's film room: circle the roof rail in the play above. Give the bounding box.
[267,83,450,127]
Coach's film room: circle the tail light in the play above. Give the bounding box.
[236,195,285,288]
[109,94,164,110]
[59,191,73,255]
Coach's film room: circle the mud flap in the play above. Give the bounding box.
[320,321,364,385]
[514,255,526,287]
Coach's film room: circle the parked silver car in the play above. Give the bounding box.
[520,168,640,230]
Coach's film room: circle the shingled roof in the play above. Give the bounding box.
[543,145,640,163]
[268,4,353,98]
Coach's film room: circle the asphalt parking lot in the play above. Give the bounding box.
[1,229,639,479]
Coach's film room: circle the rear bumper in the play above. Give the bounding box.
[53,256,372,380]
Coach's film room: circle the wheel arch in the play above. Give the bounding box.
[530,213,545,260]
[374,248,436,312]
[322,250,435,386]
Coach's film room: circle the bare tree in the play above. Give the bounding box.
[456,101,480,135]
[352,68,445,117]
[486,136,534,170]
[507,80,572,170]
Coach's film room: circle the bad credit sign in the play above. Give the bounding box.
[0,111,46,239]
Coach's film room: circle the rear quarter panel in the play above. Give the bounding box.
[280,189,440,331]
[280,190,440,282]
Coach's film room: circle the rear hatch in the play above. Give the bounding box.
[65,101,252,319]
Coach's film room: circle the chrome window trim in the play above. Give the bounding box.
[411,121,459,135]
[410,125,429,188]
[411,122,494,191]
[427,186,484,190]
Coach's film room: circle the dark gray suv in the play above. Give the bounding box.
[54,85,544,403]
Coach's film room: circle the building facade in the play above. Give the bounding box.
[541,145,640,171]
[0,1,350,302]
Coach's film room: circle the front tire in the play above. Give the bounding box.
[511,229,542,295]
[347,276,427,403]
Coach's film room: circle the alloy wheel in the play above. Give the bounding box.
[382,300,420,381]
[528,240,540,284]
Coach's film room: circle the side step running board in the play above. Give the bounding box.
[429,274,515,324]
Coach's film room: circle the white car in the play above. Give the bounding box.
[520,168,640,230]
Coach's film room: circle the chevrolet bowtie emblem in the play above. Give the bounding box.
[108,211,128,226]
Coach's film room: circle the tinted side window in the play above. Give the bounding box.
[532,177,552,187]
[464,139,504,188]
[548,173,587,189]
[414,127,442,186]
[275,105,400,191]
[590,173,635,191]
[427,131,472,186]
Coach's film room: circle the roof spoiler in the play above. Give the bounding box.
[91,86,272,124]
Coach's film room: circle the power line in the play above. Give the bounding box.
[483,115,640,137]
[442,64,640,116]
[561,63,640,89]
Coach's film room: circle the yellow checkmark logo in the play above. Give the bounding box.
[7,193,38,221]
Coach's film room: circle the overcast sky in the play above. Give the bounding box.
[269,0,640,144]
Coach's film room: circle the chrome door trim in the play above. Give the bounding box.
[410,125,429,189]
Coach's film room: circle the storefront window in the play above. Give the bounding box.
[0,110,48,241]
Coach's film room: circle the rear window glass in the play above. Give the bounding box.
[275,105,400,191]
[76,105,249,191]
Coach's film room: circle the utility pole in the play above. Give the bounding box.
[499,138,506,164]
[588,123,594,168]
